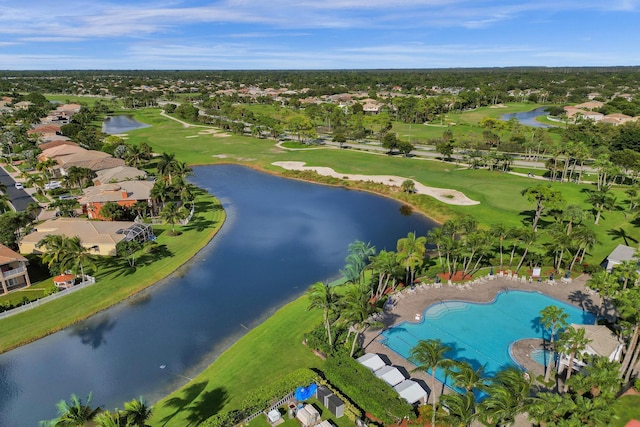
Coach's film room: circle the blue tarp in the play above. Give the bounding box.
[294,383,317,401]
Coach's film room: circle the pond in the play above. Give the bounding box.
[500,107,553,128]
[102,115,150,134]
[0,165,437,426]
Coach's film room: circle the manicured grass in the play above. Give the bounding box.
[44,94,114,106]
[610,394,640,427]
[149,295,324,426]
[122,108,640,266]
[0,191,225,354]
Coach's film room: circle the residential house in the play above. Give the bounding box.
[0,243,31,295]
[38,139,77,151]
[574,101,604,111]
[78,180,155,220]
[19,217,154,256]
[602,113,635,126]
[93,166,147,185]
[27,124,62,141]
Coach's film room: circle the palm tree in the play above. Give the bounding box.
[41,393,102,427]
[527,391,575,427]
[540,305,569,383]
[94,410,125,427]
[340,284,381,357]
[489,223,508,270]
[448,361,486,394]
[585,186,617,225]
[557,326,590,392]
[613,259,639,290]
[479,367,532,426]
[156,152,178,184]
[369,250,400,298]
[521,184,564,232]
[515,227,537,273]
[440,391,476,427]
[123,397,152,427]
[410,339,454,427]
[307,281,338,346]
[397,232,427,286]
[36,234,75,274]
[67,236,96,282]
[587,271,619,319]
[150,179,171,210]
[426,228,445,272]
[160,202,187,233]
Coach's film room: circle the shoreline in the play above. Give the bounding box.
[0,192,226,354]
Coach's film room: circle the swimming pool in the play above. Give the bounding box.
[381,290,595,389]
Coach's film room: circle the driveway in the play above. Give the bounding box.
[0,165,36,212]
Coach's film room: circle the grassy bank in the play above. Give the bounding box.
[149,295,323,426]
[0,191,225,354]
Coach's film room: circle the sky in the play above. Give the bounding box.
[1,0,639,70]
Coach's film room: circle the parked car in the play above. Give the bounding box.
[14,182,23,190]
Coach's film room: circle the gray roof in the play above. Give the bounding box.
[607,244,636,263]
[394,379,427,404]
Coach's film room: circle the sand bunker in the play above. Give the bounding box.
[272,161,479,206]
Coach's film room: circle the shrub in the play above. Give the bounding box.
[634,378,640,392]
[322,355,414,424]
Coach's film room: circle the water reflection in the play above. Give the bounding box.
[70,317,117,349]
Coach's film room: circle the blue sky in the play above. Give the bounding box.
[1,0,639,69]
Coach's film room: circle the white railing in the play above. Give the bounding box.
[1,266,26,278]
[0,275,96,320]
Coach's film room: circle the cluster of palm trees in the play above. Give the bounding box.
[41,393,152,427]
[407,321,620,427]
[149,152,195,231]
[36,234,95,278]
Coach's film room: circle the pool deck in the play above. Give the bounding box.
[362,273,603,427]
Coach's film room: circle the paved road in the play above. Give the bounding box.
[0,166,36,212]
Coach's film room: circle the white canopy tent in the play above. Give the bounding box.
[357,353,386,371]
[375,365,406,386]
[394,379,428,404]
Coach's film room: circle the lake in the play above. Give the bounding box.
[500,107,553,128]
[102,115,150,134]
[0,165,437,426]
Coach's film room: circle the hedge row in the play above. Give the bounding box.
[322,355,415,424]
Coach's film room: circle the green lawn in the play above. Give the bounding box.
[149,295,324,426]
[121,108,639,265]
[44,94,115,106]
[611,394,640,427]
[0,191,225,353]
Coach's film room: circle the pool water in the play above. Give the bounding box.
[381,290,595,389]
[531,348,555,367]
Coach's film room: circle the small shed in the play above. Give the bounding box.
[296,404,320,427]
[394,379,428,405]
[316,385,333,407]
[375,365,406,386]
[53,273,76,289]
[357,353,386,371]
[326,394,344,418]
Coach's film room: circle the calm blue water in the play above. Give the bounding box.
[102,115,150,134]
[500,107,553,128]
[0,165,436,426]
[382,290,595,389]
